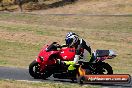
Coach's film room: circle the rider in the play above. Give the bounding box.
[58,32,92,71]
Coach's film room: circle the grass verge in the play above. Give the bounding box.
[0,79,100,88]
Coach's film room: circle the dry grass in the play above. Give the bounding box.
[0,80,99,88]
[0,0,132,14]
[29,0,132,14]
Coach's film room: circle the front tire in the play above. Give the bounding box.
[29,60,41,79]
[29,60,52,79]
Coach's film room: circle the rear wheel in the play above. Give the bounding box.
[99,63,113,74]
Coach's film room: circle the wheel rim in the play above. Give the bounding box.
[32,63,42,77]
[101,63,113,74]
[102,68,108,74]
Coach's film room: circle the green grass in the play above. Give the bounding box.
[0,60,7,65]
[0,22,54,36]
[0,39,40,67]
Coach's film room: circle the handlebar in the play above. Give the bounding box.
[52,42,67,48]
[46,42,67,52]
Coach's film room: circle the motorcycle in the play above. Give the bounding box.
[29,42,117,81]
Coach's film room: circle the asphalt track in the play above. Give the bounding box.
[0,66,131,88]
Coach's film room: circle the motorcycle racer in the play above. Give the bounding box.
[29,32,115,79]
[59,32,92,71]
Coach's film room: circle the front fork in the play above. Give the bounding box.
[36,58,47,72]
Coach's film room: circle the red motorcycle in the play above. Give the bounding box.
[29,42,117,81]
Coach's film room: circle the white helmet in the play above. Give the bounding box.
[65,32,79,47]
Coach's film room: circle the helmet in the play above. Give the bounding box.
[65,32,79,47]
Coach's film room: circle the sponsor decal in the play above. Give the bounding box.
[83,74,131,83]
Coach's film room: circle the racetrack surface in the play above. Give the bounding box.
[0,66,131,88]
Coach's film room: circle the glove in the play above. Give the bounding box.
[56,59,61,64]
[56,59,65,65]
[56,44,62,48]
[90,54,92,58]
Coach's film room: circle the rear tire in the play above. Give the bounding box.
[100,63,113,74]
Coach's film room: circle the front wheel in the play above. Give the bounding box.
[29,60,41,79]
[29,60,52,79]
